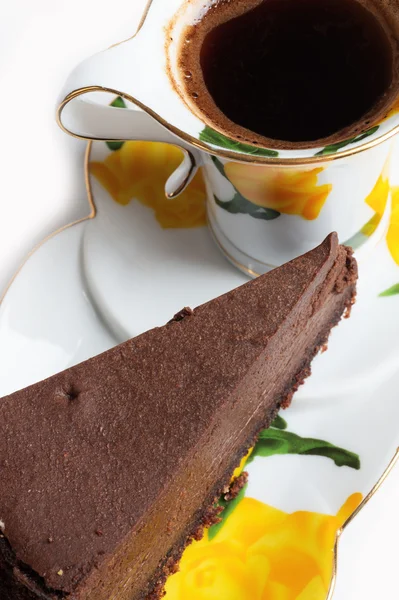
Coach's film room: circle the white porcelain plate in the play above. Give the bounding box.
[1,135,399,600]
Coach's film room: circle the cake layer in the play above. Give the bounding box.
[0,234,357,600]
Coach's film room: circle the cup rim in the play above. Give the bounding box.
[57,0,399,166]
[57,84,399,166]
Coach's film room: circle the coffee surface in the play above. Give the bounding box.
[180,0,395,146]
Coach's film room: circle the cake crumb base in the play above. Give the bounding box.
[144,471,249,600]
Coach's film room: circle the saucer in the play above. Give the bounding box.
[1,134,398,600]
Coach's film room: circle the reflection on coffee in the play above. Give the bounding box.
[179,0,397,148]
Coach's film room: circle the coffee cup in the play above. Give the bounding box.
[58,0,399,275]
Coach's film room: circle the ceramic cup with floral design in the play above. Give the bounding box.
[58,0,399,275]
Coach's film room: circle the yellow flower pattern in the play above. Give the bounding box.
[361,157,391,237]
[388,187,399,265]
[360,156,399,265]
[232,449,253,481]
[90,141,207,229]
[91,137,399,265]
[164,494,362,600]
[223,163,332,221]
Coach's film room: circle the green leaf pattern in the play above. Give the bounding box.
[110,96,127,109]
[271,415,288,430]
[200,126,279,157]
[315,126,379,156]
[379,284,399,297]
[209,416,361,537]
[249,428,360,470]
[212,157,281,220]
[106,97,127,151]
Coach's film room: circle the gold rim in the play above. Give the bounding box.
[133,0,154,36]
[210,229,261,278]
[57,84,399,166]
[326,447,399,600]
[108,0,154,48]
[0,142,95,306]
[207,216,264,277]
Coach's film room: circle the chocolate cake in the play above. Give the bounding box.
[0,233,357,600]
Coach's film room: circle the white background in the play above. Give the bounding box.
[0,1,398,598]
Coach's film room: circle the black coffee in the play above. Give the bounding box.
[182,0,394,144]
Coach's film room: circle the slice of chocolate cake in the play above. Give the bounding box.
[0,233,357,600]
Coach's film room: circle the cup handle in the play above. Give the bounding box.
[57,46,202,198]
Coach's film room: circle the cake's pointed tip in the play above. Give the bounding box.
[286,232,340,275]
[304,232,340,269]
[322,231,339,253]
